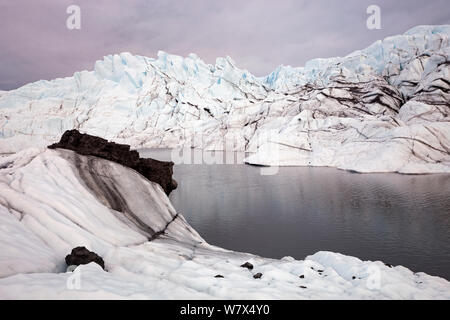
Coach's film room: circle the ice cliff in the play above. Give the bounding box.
[0,25,449,173]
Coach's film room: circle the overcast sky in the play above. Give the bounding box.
[0,0,449,90]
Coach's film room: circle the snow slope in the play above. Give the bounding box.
[0,25,449,173]
[0,149,449,299]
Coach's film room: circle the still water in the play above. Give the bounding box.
[140,149,450,280]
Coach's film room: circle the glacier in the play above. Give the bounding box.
[1,25,450,299]
[0,25,449,173]
[0,148,449,299]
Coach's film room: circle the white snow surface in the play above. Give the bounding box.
[0,25,449,173]
[0,149,449,299]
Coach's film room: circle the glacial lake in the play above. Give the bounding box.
[139,149,450,280]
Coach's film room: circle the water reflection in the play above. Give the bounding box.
[139,149,450,280]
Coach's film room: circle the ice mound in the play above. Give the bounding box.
[0,148,449,299]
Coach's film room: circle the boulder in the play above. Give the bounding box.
[240,262,254,270]
[65,247,105,270]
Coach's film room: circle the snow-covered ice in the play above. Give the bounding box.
[0,25,449,173]
[0,149,449,299]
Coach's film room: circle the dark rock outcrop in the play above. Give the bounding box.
[253,272,263,279]
[65,246,105,270]
[48,130,177,195]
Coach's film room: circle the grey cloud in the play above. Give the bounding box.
[0,0,449,90]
